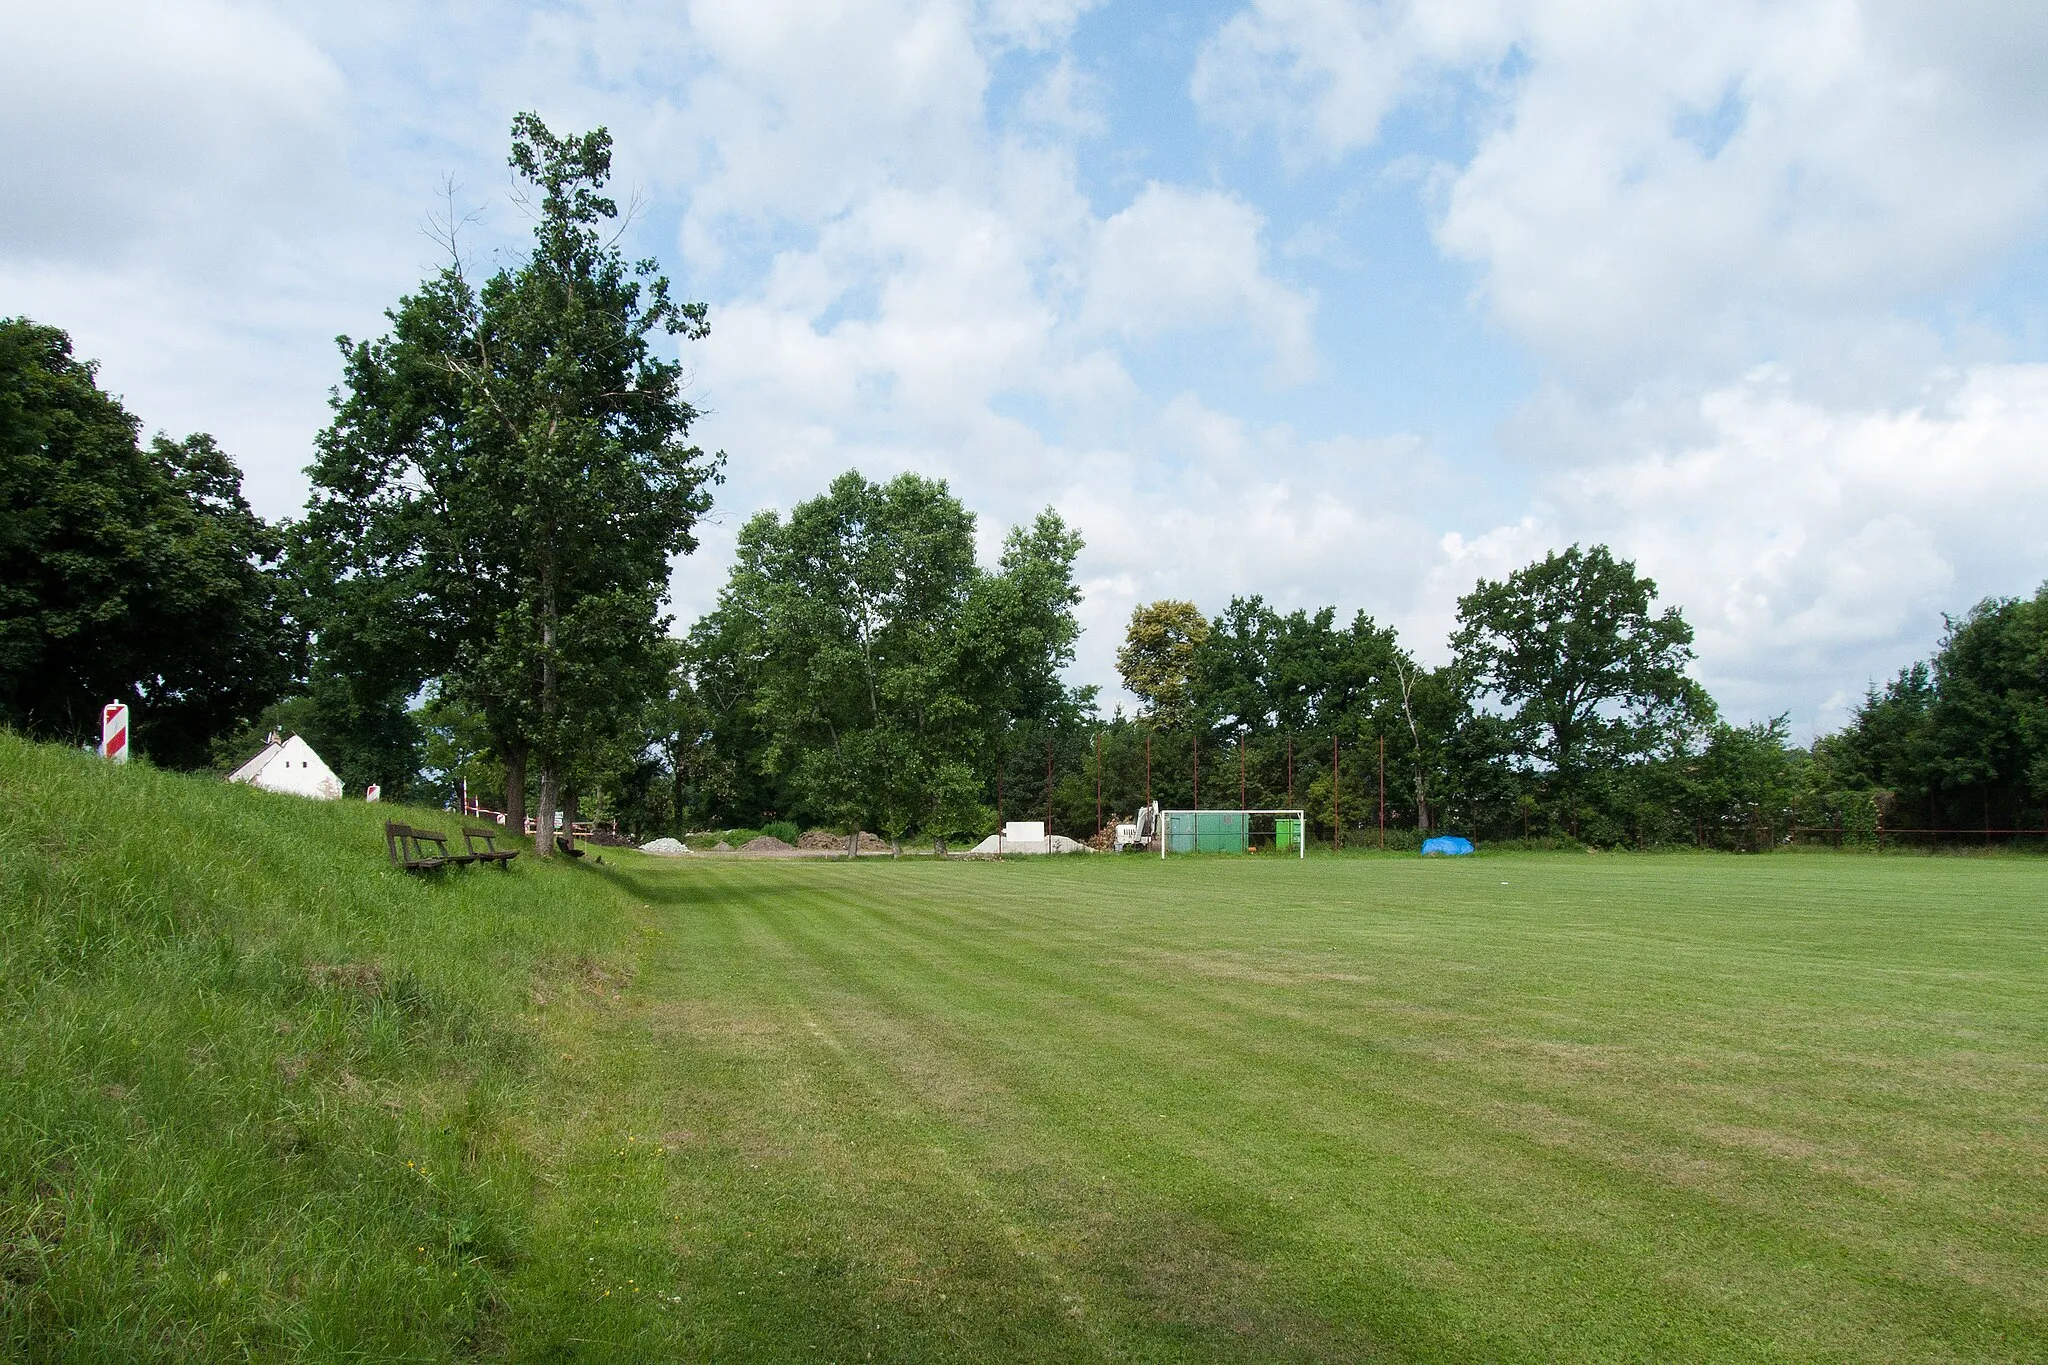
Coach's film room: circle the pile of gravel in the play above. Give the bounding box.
[638,837,690,856]
[738,834,795,852]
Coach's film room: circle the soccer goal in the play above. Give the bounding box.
[1158,809,1307,859]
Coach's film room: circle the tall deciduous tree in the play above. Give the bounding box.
[1117,600,1208,729]
[297,113,719,847]
[1452,544,1710,834]
[0,318,294,765]
[695,472,1084,852]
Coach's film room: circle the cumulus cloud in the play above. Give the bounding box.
[1544,363,2048,725]
[1081,185,1318,383]
[0,0,345,263]
[1197,0,2048,382]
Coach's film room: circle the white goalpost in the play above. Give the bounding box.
[1157,809,1308,859]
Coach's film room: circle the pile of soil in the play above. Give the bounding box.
[713,840,733,852]
[798,830,890,852]
[738,834,795,852]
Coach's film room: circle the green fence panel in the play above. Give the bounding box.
[1276,818,1300,852]
[1165,811,1196,854]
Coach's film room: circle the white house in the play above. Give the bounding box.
[227,733,344,801]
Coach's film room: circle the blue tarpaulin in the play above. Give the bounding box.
[1421,836,1475,857]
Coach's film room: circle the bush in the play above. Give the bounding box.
[761,820,800,845]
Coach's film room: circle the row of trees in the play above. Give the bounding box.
[1098,554,2048,849]
[1103,547,1782,848]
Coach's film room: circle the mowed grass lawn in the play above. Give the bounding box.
[3,739,2044,1360]
[574,852,2047,1362]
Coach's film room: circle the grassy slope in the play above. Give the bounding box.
[0,735,631,1357]
[4,735,2046,1360]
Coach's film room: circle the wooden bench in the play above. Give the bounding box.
[463,826,519,867]
[385,821,475,871]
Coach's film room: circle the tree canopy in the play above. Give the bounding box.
[0,318,293,767]
[1116,600,1208,729]
[1452,545,1710,832]
[294,113,718,837]
[688,471,1085,849]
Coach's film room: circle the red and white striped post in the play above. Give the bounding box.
[100,702,130,763]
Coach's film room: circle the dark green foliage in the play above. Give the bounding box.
[0,319,294,766]
[1820,585,2048,832]
[690,471,1085,845]
[1452,545,1712,835]
[293,113,718,825]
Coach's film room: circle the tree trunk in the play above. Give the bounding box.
[536,766,557,859]
[562,786,579,856]
[846,827,859,860]
[535,565,559,857]
[672,742,687,839]
[504,745,527,839]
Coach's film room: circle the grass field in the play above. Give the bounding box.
[3,735,2045,1360]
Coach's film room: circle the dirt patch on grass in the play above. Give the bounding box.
[306,961,384,995]
[1698,1123,1824,1163]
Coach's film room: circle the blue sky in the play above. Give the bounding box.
[7,0,2048,735]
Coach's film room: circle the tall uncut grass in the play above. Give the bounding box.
[0,734,629,1358]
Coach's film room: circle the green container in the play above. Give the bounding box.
[1165,812,1254,853]
[1194,811,1248,853]
[1275,818,1300,852]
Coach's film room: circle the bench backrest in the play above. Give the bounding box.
[386,820,451,865]
[463,826,501,854]
[408,827,453,857]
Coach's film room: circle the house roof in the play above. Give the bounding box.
[226,739,283,785]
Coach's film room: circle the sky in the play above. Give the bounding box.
[7,0,2048,736]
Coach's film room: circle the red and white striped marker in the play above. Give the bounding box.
[365,784,381,803]
[101,702,130,763]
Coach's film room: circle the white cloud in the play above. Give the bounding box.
[1197,0,2048,382]
[975,0,1106,52]
[1193,0,1508,162]
[0,0,345,262]
[1448,363,2048,728]
[1081,184,1317,383]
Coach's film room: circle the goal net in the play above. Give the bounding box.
[1158,809,1307,859]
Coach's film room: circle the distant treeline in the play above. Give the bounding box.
[5,118,2046,852]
